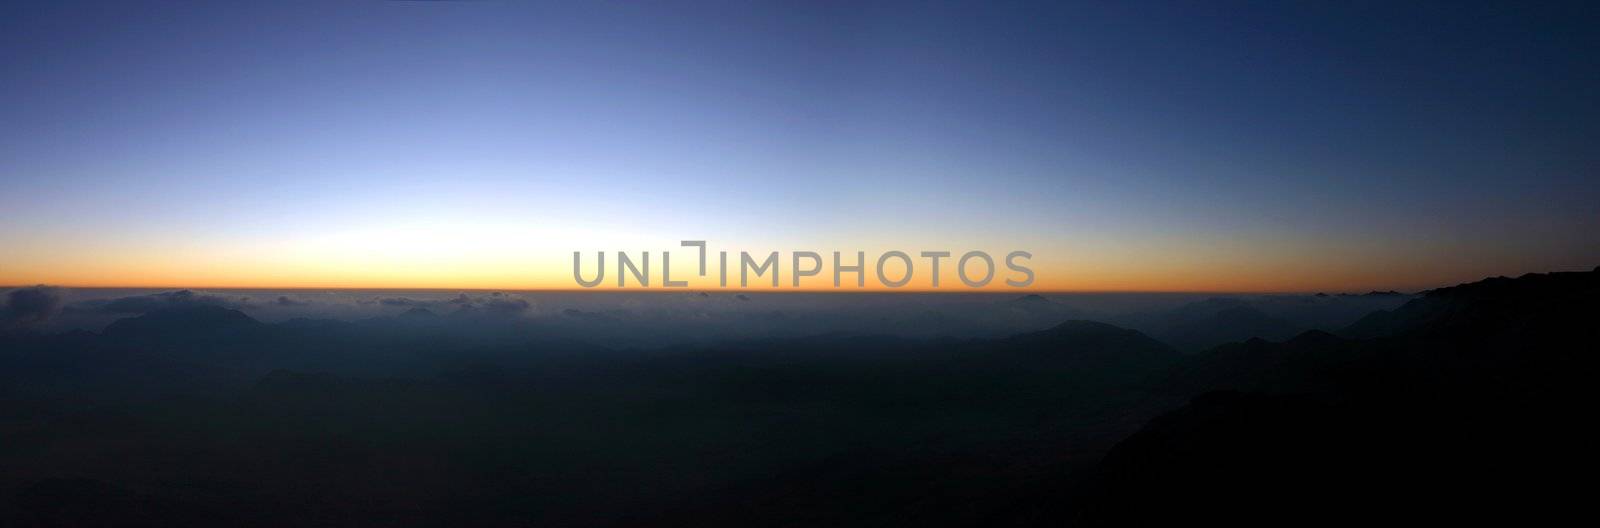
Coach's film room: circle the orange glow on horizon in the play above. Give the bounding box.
[0,257,1554,294]
[4,227,1587,294]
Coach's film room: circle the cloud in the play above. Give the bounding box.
[375,294,528,315]
[97,290,240,314]
[483,298,530,314]
[4,285,66,325]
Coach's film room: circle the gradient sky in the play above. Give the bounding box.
[2,1,1596,292]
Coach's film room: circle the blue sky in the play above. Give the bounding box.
[2,1,1595,290]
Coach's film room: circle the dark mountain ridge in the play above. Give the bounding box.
[1077,268,1597,526]
[1,268,1591,526]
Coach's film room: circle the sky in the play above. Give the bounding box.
[1,1,1596,292]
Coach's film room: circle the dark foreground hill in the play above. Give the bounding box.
[1077,268,1596,526]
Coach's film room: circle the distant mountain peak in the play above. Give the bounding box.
[1046,319,1129,335]
[102,304,260,338]
[1286,329,1342,346]
[999,319,1177,360]
[400,307,438,318]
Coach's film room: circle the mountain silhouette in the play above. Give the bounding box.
[1342,269,1597,340]
[102,304,262,339]
[994,320,1176,363]
[398,307,439,319]
[1158,304,1301,351]
[1076,268,1597,526]
[996,294,1095,332]
[1,268,1591,526]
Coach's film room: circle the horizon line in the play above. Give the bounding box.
[0,283,1424,296]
